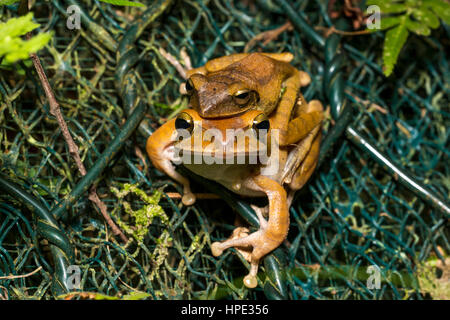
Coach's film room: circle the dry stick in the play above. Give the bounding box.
[28,38,128,244]
[315,25,371,37]
[165,192,220,200]
[159,47,188,79]
[244,21,293,52]
[0,286,7,300]
[0,266,42,280]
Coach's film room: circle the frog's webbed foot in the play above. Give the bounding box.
[221,227,253,263]
[251,204,269,225]
[211,229,266,288]
[213,205,269,269]
[211,176,288,288]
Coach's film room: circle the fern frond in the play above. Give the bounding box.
[367,0,450,77]
[383,16,409,77]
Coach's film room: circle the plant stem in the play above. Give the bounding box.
[27,34,128,244]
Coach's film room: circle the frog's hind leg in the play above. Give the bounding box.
[281,126,320,185]
[283,129,321,214]
[288,129,322,191]
[279,99,323,185]
[281,99,323,147]
[211,175,288,288]
[271,70,313,145]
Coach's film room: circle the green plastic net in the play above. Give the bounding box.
[0,0,448,300]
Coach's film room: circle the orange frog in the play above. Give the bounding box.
[146,53,324,288]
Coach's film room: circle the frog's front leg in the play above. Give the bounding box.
[146,120,196,206]
[271,70,304,145]
[211,175,288,288]
[271,70,322,146]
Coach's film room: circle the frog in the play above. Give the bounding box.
[146,52,324,288]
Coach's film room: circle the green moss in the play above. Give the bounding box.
[0,12,52,64]
[416,257,450,300]
[111,183,167,243]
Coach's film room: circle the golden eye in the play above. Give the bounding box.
[252,113,270,132]
[233,90,252,106]
[185,78,194,95]
[175,112,194,133]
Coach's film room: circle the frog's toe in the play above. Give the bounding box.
[243,274,258,288]
[231,227,250,238]
[299,71,311,87]
[211,242,224,257]
[182,193,196,206]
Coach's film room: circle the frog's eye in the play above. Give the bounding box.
[252,113,270,132]
[233,90,252,106]
[185,78,195,95]
[175,112,194,133]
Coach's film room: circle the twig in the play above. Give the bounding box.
[328,0,366,29]
[0,266,42,280]
[27,37,128,243]
[180,47,192,70]
[134,145,148,172]
[346,91,389,114]
[165,192,220,200]
[0,286,7,300]
[159,47,188,79]
[315,25,371,37]
[244,21,293,52]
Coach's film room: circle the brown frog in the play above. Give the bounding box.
[146,53,323,288]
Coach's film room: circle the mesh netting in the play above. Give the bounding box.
[0,0,448,300]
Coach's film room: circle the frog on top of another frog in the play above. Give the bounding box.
[146,52,324,288]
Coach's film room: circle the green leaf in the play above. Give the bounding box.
[379,16,403,30]
[0,12,52,63]
[367,0,449,77]
[383,16,409,77]
[406,17,431,36]
[367,16,402,34]
[122,292,151,300]
[0,0,20,5]
[412,6,440,29]
[424,0,450,25]
[366,0,407,14]
[98,0,145,7]
[0,12,39,38]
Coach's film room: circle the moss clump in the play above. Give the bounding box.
[416,256,450,300]
[111,183,168,243]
